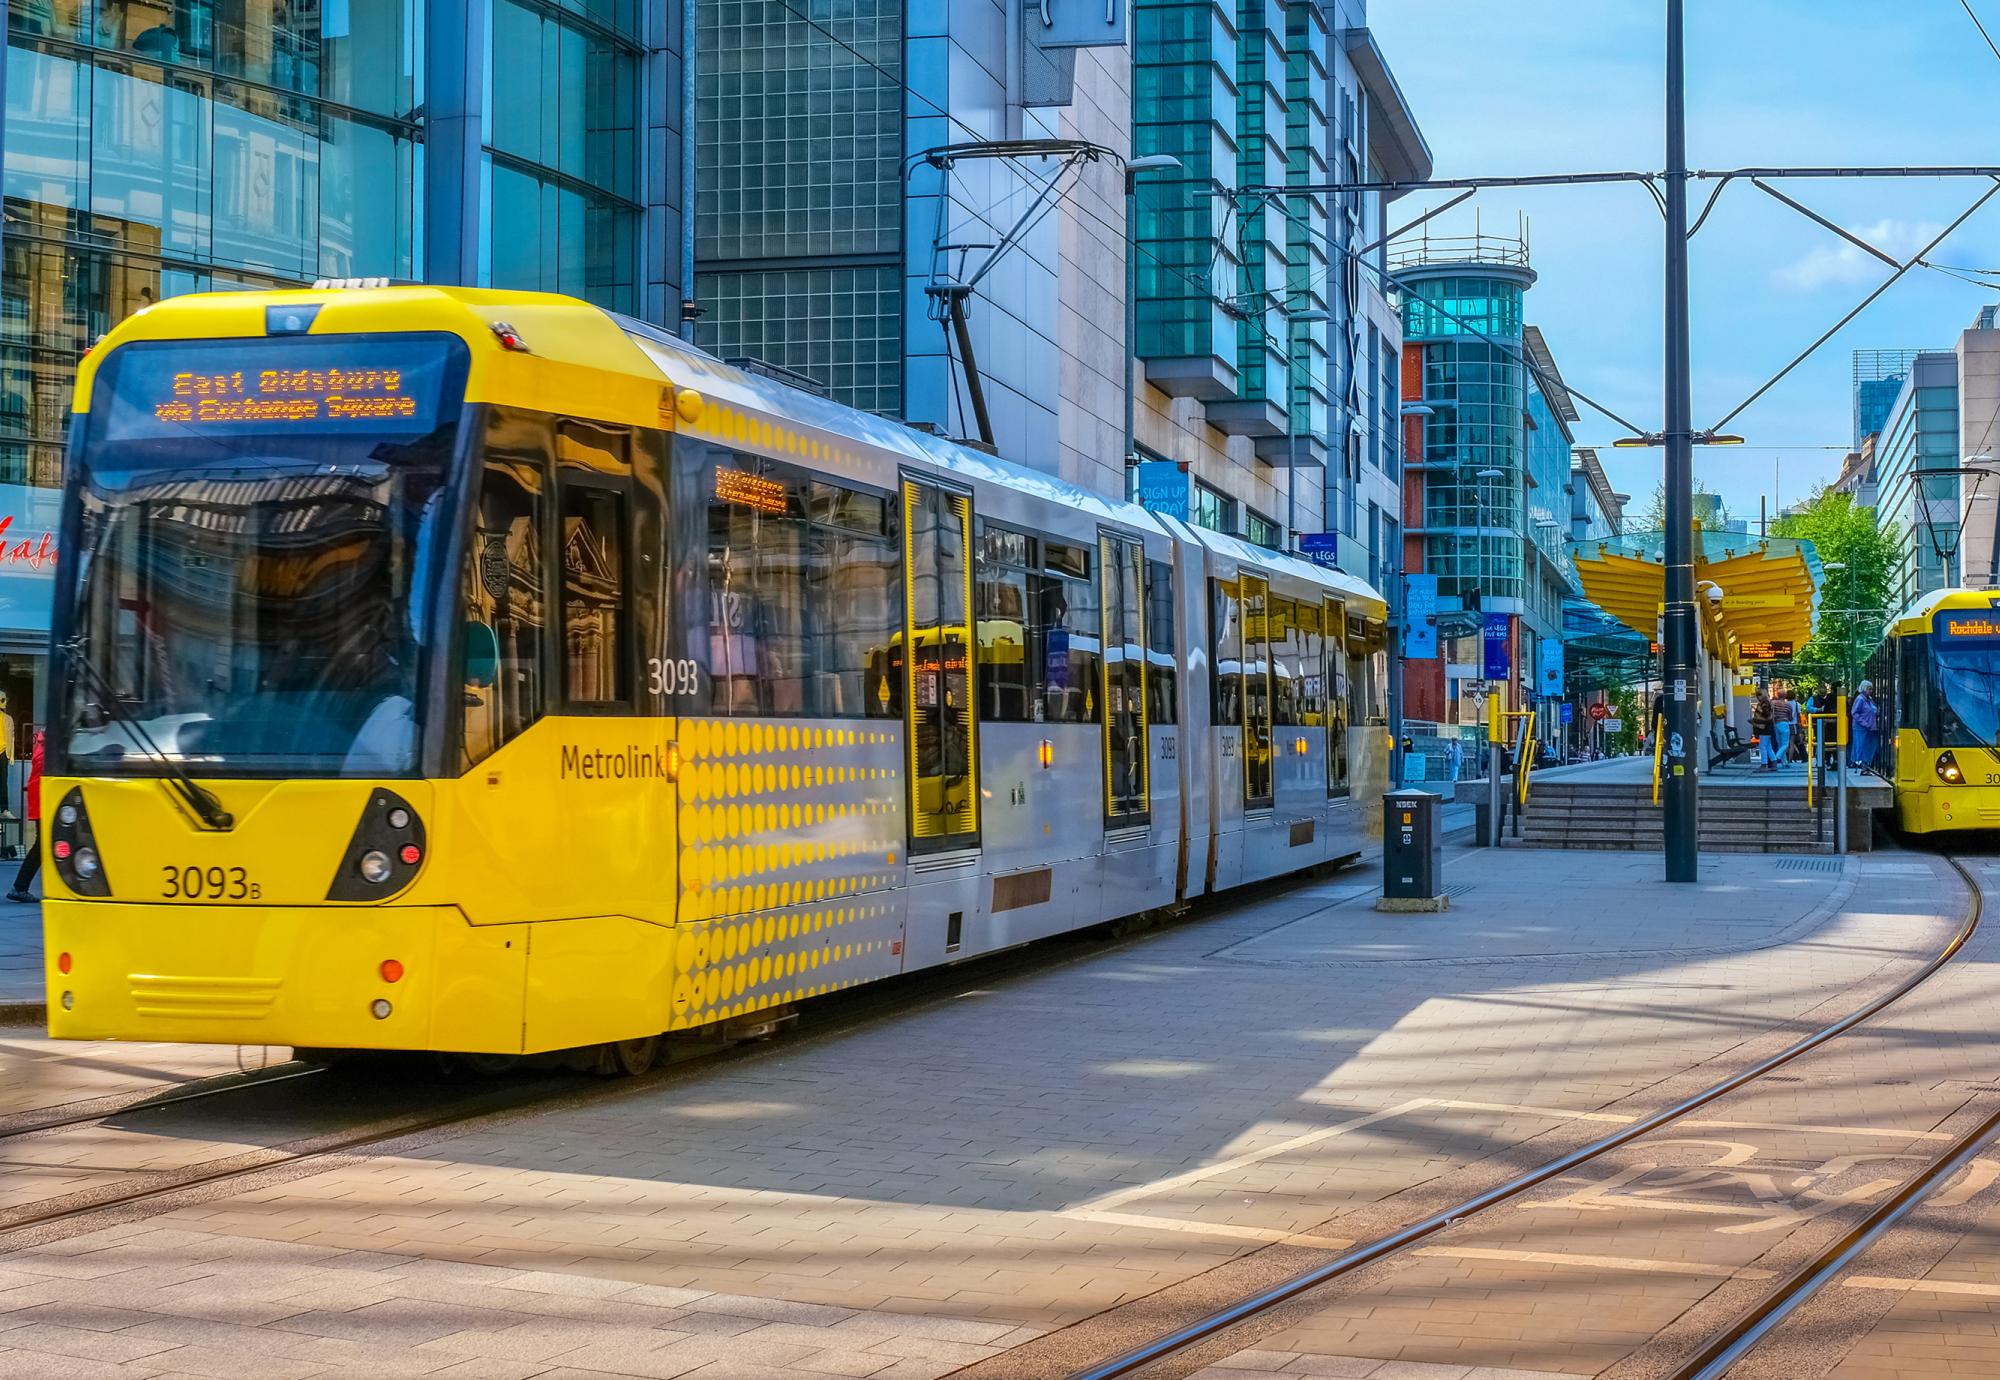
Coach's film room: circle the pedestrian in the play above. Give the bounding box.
[8,727,40,903]
[1851,679,1880,775]
[1771,686,1798,769]
[1752,686,1775,768]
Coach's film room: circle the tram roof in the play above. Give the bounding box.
[1570,526,1823,670]
[1889,587,2000,635]
[79,284,1388,617]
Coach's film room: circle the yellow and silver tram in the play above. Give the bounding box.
[43,286,1389,1067]
[1866,588,2000,833]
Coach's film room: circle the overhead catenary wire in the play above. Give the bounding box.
[1960,0,2000,64]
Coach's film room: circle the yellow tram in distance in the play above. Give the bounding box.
[1867,588,2000,833]
[42,284,1389,1069]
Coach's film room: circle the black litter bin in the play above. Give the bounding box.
[1381,789,1443,908]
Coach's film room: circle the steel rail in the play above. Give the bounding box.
[1667,853,1993,1379]
[1069,855,1984,1380]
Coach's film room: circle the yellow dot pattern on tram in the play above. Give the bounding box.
[670,719,906,1027]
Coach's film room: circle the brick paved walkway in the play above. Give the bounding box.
[1167,854,1991,1380]
[0,846,1947,1379]
[0,896,38,1016]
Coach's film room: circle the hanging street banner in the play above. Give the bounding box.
[1482,612,1511,680]
[1403,573,1438,658]
[1537,636,1564,697]
[1135,460,1188,521]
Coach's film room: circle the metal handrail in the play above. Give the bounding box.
[1516,709,1539,807]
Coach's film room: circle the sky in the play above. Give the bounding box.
[1368,1,2000,526]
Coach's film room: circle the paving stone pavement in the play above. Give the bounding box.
[0,894,39,1014]
[0,846,1953,1379]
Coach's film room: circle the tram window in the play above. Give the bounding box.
[560,485,630,704]
[807,512,899,718]
[1326,599,1350,797]
[1101,534,1147,818]
[1041,540,1099,723]
[1270,598,1305,727]
[461,451,548,767]
[1240,574,1274,805]
[1296,603,1325,725]
[975,522,1036,722]
[704,456,900,718]
[1212,579,1242,728]
[1145,559,1177,725]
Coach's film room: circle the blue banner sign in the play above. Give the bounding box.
[1482,612,1511,680]
[1560,702,1574,726]
[1403,573,1438,658]
[1538,636,1564,696]
[1297,532,1339,570]
[1135,460,1188,521]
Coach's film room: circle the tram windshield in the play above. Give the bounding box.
[1933,642,2000,749]
[57,334,467,777]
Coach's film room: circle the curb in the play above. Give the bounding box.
[0,1000,45,1027]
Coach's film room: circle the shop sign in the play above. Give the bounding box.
[1588,702,1610,721]
[0,484,59,638]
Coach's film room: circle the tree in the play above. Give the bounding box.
[1636,479,1731,534]
[1608,685,1640,755]
[1770,486,1898,690]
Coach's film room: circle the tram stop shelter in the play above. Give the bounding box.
[1571,528,1824,767]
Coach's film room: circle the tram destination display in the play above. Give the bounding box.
[97,335,457,441]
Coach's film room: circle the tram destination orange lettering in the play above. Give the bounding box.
[560,744,676,780]
[152,362,420,426]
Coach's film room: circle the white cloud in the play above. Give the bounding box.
[1772,219,1944,291]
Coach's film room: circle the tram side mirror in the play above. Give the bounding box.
[463,622,501,689]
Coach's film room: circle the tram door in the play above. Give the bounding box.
[901,478,980,850]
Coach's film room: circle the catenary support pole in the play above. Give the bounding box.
[1662,0,1700,882]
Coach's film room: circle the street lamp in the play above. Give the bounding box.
[1123,154,1184,487]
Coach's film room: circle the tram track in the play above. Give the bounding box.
[1061,851,1996,1380]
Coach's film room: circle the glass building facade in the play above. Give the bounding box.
[1874,352,1963,606]
[1402,266,1534,610]
[4,1,424,486]
[692,0,903,415]
[0,0,674,756]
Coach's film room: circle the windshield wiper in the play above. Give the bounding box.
[63,638,234,831]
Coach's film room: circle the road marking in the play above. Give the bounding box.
[1067,1208,1350,1250]
[1414,1244,1778,1281]
[1073,1098,1434,1213]
[1431,1097,1959,1142]
[1845,1275,2000,1298]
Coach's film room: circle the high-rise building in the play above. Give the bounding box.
[1874,350,1963,605]
[692,1,1133,496]
[1395,231,1591,727]
[1854,348,1926,450]
[1125,3,1425,586]
[0,0,684,732]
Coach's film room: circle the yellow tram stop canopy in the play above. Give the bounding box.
[1569,528,1823,670]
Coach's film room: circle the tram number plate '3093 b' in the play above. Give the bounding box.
[161,865,261,901]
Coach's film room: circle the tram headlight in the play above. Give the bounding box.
[48,787,111,898]
[73,847,100,879]
[327,788,427,901]
[1937,751,1965,785]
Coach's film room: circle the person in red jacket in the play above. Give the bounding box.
[9,728,41,903]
